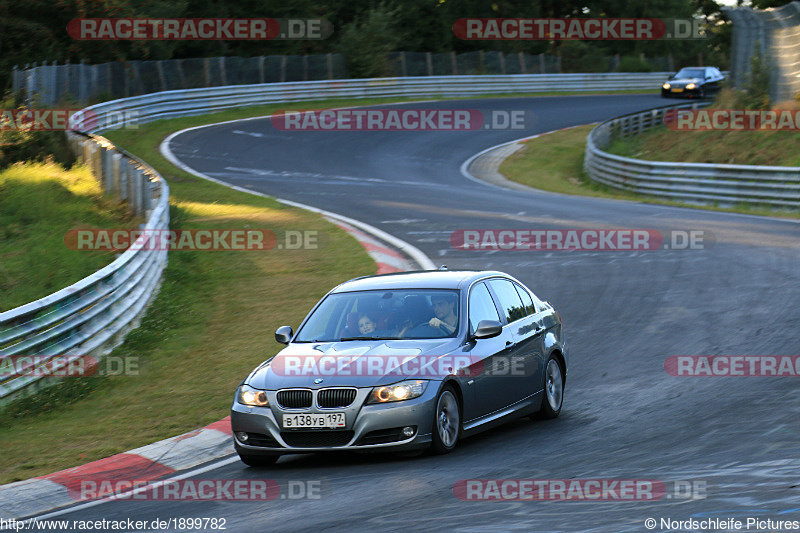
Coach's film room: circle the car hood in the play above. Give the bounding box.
[246,339,463,389]
[668,77,701,86]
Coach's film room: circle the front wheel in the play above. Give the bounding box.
[534,356,564,419]
[238,453,279,467]
[430,385,461,454]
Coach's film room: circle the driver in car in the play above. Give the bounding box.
[429,294,458,334]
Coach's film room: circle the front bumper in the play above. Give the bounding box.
[231,383,440,455]
[661,87,702,98]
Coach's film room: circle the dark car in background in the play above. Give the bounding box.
[231,269,568,466]
[661,66,725,98]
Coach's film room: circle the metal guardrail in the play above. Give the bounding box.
[81,73,676,132]
[584,103,800,208]
[0,133,169,405]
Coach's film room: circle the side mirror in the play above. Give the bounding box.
[472,320,502,340]
[275,325,293,345]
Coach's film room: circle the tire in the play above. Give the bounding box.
[238,453,279,467]
[430,385,461,454]
[533,356,564,420]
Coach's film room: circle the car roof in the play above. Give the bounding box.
[330,270,512,293]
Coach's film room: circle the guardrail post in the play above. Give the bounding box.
[120,158,129,201]
[81,138,90,164]
[132,167,144,217]
[91,143,102,180]
[143,176,154,215]
[112,153,123,199]
[102,146,114,193]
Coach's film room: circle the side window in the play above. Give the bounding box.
[488,279,526,323]
[468,283,500,332]
[514,283,536,316]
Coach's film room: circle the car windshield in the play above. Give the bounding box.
[294,289,461,342]
[674,68,705,79]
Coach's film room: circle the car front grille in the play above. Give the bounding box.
[276,389,313,409]
[317,388,357,409]
[281,431,354,448]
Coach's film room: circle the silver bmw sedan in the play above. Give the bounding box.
[231,269,567,466]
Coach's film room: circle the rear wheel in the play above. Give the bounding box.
[238,453,279,467]
[533,356,564,420]
[430,385,461,454]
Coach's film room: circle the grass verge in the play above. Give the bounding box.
[499,125,800,219]
[0,162,138,311]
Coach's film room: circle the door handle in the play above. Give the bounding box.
[505,340,513,346]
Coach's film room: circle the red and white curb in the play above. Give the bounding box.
[0,223,424,520]
[0,418,233,519]
[330,219,412,273]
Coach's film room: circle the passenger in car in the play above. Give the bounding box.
[358,314,377,335]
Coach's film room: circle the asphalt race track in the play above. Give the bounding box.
[51,95,800,531]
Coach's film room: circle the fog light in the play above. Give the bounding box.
[235,431,249,442]
[402,426,416,437]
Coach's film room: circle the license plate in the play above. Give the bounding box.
[671,88,684,93]
[282,412,345,429]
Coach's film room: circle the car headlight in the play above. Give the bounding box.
[367,380,429,404]
[686,83,696,90]
[663,83,671,89]
[238,384,270,407]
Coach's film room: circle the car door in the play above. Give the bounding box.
[511,283,547,401]
[485,279,540,407]
[463,281,513,421]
